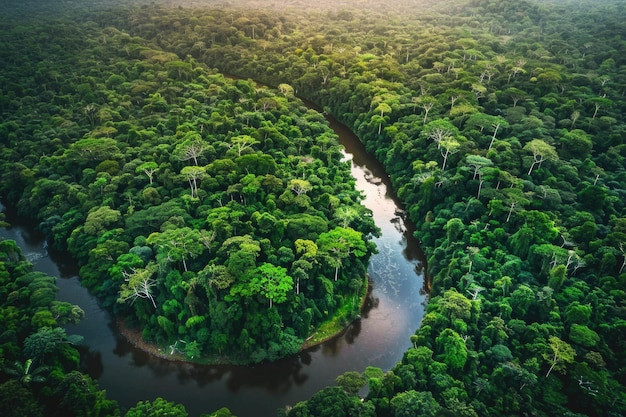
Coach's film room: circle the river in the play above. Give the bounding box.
[0,115,427,417]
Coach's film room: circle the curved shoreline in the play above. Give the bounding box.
[117,319,189,363]
[116,276,370,365]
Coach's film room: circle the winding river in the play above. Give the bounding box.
[0,115,427,417]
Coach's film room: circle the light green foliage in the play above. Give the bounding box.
[295,239,318,259]
[247,263,293,308]
[435,328,468,370]
[2,0,626,415]
[117,262,158,308]
[50,301,85,326]
[543,336,576,377]
[336,371,367,396]
[523,139,558,175]
[438,289,472,322]
[125,397,187,417]
[147,228,204,272]
[203,408,236,417]
[83,207,122,236]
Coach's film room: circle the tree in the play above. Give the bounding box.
[293,239,317,294]
[290,386,375,417]
[333,206,360,228]
[221,235,261,276]
[83,206,122,236]
[167,60,192,80]
[510,285,535,318]
[373,102,392,135]
[55,370,119,417]
[466,155,493,180]
[63,137,122,167]
[181,165,205,197]
[494,276,513,296]
[416,95,437,124]
[391,390,441,417]
[136,161,159,185]
[288,179,312,196]
[23,327,81,364]
[205,408,236,417]
[587,97,612,120]
[317,227,367,281]
[502,188,530,223]
[147,227,204,272]
[438,289,472,322]
[422,119,458,150]
[0,380,43,417]
[198,263,234,295]
[569,324,600,348]
[487,117,509,151]
[559,129,592,159]
[51,301,85,325]
[336,371,367,396]
[465,155,493,199]
[504,87,527,106]
[175,135,206,166]
[436,328,468,370]
[543,336,576,377]
[3,359,50,385]
[523,139,558,176]
[228,135,258,156]
[249,263,293,308]
[125,397,188,417]
[118,262,158,308]
[439,137,460,171]
[295,239,318,260]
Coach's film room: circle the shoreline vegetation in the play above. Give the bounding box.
[117,274,370,365]
[1,0,625,416]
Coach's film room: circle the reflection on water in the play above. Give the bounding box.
[0,113,427,417]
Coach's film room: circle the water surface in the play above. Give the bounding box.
[0,115,427,417]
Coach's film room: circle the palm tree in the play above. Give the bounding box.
[3,359,50,385]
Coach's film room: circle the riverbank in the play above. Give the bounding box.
[0,65,427,414]
[117,275,370,365]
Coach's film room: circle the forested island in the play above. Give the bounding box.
[1,0,625,416]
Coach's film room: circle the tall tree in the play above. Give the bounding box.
[136,161,159,185]
[147,227,204,272]
[523,139,558,176]
[543,336,576,378]
[249,263,293,308]
[317,227,367,281]
[118,262,159,308]
[181,166,206,198]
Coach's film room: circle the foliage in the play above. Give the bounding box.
[125,397,188,417]
[0,240,119,416]
[1,0,626,416]
[0,0,376,365]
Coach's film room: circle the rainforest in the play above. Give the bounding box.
[0,0,625,416]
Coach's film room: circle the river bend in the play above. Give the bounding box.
[0,114,427,417]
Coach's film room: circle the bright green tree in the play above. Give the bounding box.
[317,227,367,281]
[125,397,188,417]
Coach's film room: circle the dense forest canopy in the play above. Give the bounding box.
[1,0,625,416]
